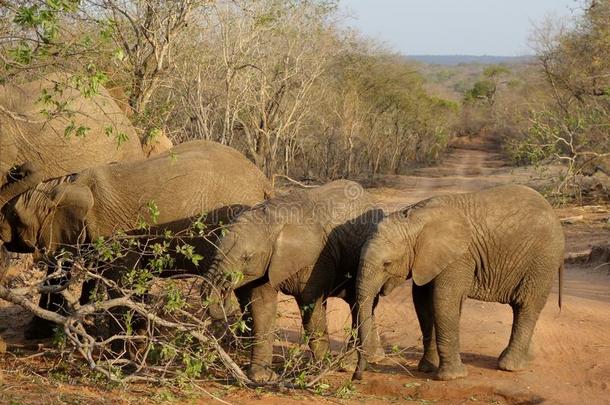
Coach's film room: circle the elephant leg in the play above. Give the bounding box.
[234,287,253,339]
[413,282,439,372]
[297,296,330,361]
[24,296,63,339]
[248,283,279,383]
[96,263,144,358]
[25,259,70,340]
[79,278,97,305]
[433,283,468,381]
[498,300,545,371]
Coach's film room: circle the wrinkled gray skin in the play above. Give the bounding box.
[0,73,172,276]
[0,140,273,338]
[0,73,171,184]
[354,184,565,381]
[204,180,400,382]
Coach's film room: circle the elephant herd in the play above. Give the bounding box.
[0,75,565,383]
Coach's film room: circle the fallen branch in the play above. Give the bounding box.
[272,174,319,189]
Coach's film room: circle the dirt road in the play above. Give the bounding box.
[264,138,610,404]
[298,140,610,404]
[1,139,608,404]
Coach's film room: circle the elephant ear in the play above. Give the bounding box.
[41,183,94,250]
[268,223,325,288]
[410,206,471,286]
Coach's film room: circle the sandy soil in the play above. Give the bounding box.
[1,137,609,404]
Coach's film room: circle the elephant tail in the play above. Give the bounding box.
[558,263,564,311]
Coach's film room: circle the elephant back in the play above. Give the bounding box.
[0,73,145,189]
[85,140,273,235]
[166,140,273,201]
[306,180,376,226]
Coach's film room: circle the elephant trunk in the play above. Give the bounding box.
[353,262,386,380]
[203,258,237,319]
[0,163,42,261]
[0,162,43,207]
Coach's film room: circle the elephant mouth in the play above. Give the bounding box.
[207,302,227,320]
[206,293,240,320]
[201,269,239,320]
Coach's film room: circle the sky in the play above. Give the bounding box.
[340,0,582,56]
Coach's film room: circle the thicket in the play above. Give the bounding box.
[0,0,457,179]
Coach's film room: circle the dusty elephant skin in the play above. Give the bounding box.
[0,72,172,186]
[0,73,173,276]
[353,184,565,381]
[203,180,399,383]
[0,140,273,339]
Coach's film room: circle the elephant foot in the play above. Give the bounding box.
[338,349,385,372]
[417,355,439,373]
[498,348,532,372]
[435,363,467,381]
[24,316,56,340]
[248,365,278,383]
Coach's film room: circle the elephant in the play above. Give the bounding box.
[353,184,565,381]
[203,180,399,382]
[0,140,273,338]
[0,73,173,277]
[0,72,172,187]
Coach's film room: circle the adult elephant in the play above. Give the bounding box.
[0,73,171,184]
[352,184,565,381]
[203,180,398,382]
[0,140,273,338]
[0,73,172,276]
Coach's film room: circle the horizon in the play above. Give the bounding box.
[406,53,533,57]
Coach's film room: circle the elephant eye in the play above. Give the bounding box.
[242,252,254,262]
[383,260,392,268]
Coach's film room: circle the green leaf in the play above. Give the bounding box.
[147,200,160,224]
[105,125,130,149]
[8,42,33,65]
[64,121,76,138]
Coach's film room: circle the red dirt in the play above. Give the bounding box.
[1,137,609,404]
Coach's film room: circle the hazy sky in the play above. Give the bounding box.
[341,0,582,56]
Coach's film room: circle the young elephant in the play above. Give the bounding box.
[0,140,273,338]
[353,184,564,381]
[204,180,396,382]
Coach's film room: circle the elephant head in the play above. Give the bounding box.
[0,162,43,207]
[353,203,471,379]
[0,173,94,254]
[203,195,325,318]
[0,162,43,277]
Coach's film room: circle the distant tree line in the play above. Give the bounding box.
[459,0,609,182]
[0,0,458,179]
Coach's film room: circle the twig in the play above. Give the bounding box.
[192,383,235,405]
[272,174,319,189]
